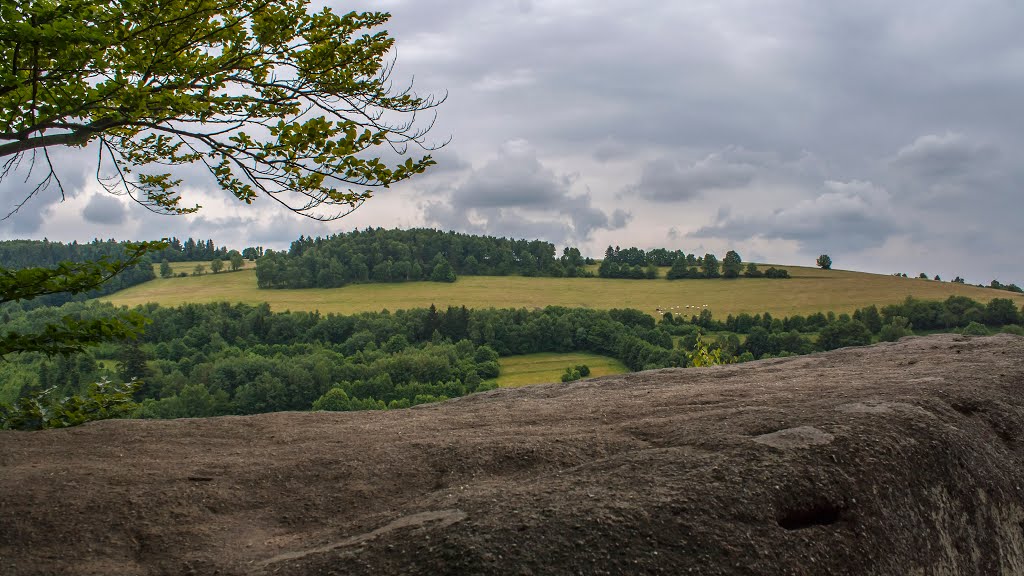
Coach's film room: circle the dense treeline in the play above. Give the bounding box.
[0,239,157,307]
[599,246,790,280]
[3,294,1022,422]
[254,228,595,289]
[0,237,247,268]
[0,238,154,271]
[156,237,230,262]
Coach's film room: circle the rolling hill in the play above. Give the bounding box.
[102,264,1024,319]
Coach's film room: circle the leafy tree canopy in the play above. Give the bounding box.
[0,0,442,219]
[0,2,444,367]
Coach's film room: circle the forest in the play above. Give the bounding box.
[2,294,1021,424]
[254,228,586,288]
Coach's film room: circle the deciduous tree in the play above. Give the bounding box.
[0,1,442,219]
[701,253,720,279]
[0,2,442,361]
[722,250,742,279]
[228,250,244,271]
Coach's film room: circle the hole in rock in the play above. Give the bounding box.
[777,501,846,530]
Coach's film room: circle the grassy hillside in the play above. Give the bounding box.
[161,260,255,276]
[104,264,1024,318]
[491,352,629,388]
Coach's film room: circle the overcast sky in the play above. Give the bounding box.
[1,0,1022,284]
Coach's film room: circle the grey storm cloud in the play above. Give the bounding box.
[694,180,901,253]
[425,141,630,243]
[385,0,1024,168]
[449,141,571,209]
[628,148,767,202]
[82,194,128,225]
[889,133,994,182]
[882,132,1015,227]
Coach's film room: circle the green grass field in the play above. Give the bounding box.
[490,352,628,388]
[161,260,255,276]
[104,263,1024,319]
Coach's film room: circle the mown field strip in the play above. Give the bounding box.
[492,352,629,388]
[103,264,1024,318]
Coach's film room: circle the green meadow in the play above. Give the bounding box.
[103,264,1024,319]
[491,352,629,388]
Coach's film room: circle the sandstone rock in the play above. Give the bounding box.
[2,334,1023,575]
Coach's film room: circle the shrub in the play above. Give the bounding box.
[818,319,872,350]
[961,321,989,336]
[412,394,448,406]
[878,316,913,342]
[475,381,499,393]
[688,333,724,367]
[561,367,582,382]
[311,387,351,411]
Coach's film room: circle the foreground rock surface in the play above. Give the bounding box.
[2,334,1024,575]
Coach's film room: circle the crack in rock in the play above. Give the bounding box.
[258,509,468,568]
[754,426,834,449]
